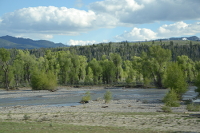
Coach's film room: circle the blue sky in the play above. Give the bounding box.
[0,0,200,45]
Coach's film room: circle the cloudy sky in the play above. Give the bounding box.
[0,0,200,46]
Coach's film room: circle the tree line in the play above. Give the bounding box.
[0,44,199,92]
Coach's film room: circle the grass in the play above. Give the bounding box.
[0,121,168,133]
[186,103,200,112]
[161,106,172,113]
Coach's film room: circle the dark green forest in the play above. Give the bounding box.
[1,40,200,91]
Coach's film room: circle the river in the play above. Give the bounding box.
[0,86,199,107]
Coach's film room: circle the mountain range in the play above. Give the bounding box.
[0,35,199,49]
[0,35,68,49]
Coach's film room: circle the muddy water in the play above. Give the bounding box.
[0,86,198,107]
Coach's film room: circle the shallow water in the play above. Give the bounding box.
[0,86,198,107]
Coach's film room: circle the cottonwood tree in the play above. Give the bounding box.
[164,62,188,99]
[88,58,102,84]
[177,55,195,83]
[0,48,11,90]
[142,46,171,88]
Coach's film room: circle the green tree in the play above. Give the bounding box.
[88,58,102,84]
[194,74,200,95]
[57,51,72,84]
[177,55,195,83]
[0,48,11,90]
[15,50,37,84]
[12,59,24,87]
[110,53,123,82]
[164,62,188,99]
[84,66,93,85]
[163,89,180,107]
[69,54,80,84]
[123,60,135,84]
[43,50,60,74]
[100,59,115,84]
[78,55,87,83]
[31,69,57,91]
[142,46,171,88]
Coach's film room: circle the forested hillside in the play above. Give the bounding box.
[1,40,200,90]
[29,40,200,61]
[0,35,68,49]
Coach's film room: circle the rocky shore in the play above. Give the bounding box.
[0,87,200,132]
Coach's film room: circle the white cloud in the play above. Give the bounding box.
[116,21,200,41]
[67,40,98,46]
[0,1,200,41]
[158,21,200,38]
[90,0,200,24]
[0,6,118,39]
[116,27,157,41]
[0,6,96,34]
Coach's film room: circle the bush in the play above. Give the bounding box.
[163,62,188,100]
[81,91,91,103]
[161,106,172,113]
[31,70,57,91]
[23,114,30,120]
[163,89,180,107]
[104,90,112,103]
[186,103,200,112]
[194,74,200,96]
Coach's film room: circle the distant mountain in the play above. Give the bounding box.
[169,36,200,41]
[0,35,68,49]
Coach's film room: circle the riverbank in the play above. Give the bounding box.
[0,99,200,132]
[0,87,199,132]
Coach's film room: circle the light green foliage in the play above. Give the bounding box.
[14,50,37,85]
[110,53,123,82]
[163,89,180,107]
[12,59,24,87]
[43,50,60,74]
[132,56,143,83]
[194,74,200,95]
[186,103,200,112]
[164,62,188,99]
[0,48,10,62]
[123,60,136,84]
[84,67,94,85]
[78,56,87,82]
[142,46,171,88]
[57,51,72,84]
[69,54,81,84]
[104,90,112,103]
[100,59,116,84]
[0,48,11,90]
[81,91,91,103]
[31,69,57,91]
[88,58,102,84]
[177,55,195,82]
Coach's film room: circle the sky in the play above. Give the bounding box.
[0,0,200,46]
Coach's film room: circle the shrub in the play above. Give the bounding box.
[23,114,30,120]
[161,106,172,113]
[104,90,112,103]
[81,91,91,103]
[164,62,188,100]
[163,89,180,107]
[186,103,200,112]
[194,74,200,96]
[31,70,57,91]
